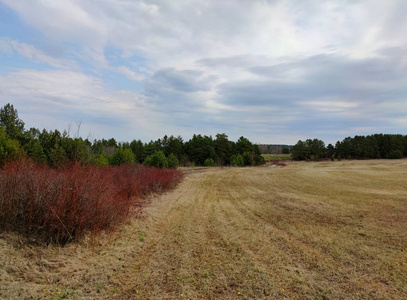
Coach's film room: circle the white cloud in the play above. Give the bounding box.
[302,100,359,113]
[0,69,159,140]
[3,0,406,70]
[0,0,406,143]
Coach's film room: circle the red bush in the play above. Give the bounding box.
[0,160,183,244]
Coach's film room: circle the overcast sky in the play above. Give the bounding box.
[1,0,406,144]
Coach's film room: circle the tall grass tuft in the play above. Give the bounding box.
[0,160,183,244]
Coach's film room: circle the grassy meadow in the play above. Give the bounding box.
[1,160,406,299]
[262,154,292,162]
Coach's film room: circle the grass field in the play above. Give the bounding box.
[262,154,292,161]
[1,160,406,299]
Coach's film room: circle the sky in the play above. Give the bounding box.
[0,0,406,145]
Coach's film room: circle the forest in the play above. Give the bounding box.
[0,103,265,168]
[291,135,407,161]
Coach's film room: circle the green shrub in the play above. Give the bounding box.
[230,154,244,167]
[167,153,179,169]
[254,154,266,165]
[204,158,215,167]
[144,151,168,169]
[109,148,135,165]
[91,153,109,166]
[0,127,24,166]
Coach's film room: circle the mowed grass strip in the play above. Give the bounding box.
[211,161,407,299]
[1,160,406,299]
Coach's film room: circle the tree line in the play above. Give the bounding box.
[0,104,265,168]
[258,144,291,154]
[291,135,407,161]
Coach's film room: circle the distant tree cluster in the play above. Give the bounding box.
[258,144,292,154]
[0,104,265,168]
[291,135,407,161]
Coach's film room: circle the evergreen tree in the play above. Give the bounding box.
[167,153,179,169]
[242,151,253,166]
[214,133,232,166]
[130,139,145,163]
[0,103,25,140]
[0,127,24,165]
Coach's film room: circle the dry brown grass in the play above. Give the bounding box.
[1,160,406,299]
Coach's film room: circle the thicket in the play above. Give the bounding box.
[291,134,407,161]
[0,103,188,244]
[0,160,183,244]
[0,104,265,168]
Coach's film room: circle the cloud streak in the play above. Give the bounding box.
[0,37,78,69]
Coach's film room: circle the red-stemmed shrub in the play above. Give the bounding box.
[0,160,183,244]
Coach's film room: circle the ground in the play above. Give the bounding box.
[1,160,406,299]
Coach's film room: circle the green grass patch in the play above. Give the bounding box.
[262,154,292,161]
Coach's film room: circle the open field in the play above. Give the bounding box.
[1,160,406,299]
[262,154,292,161]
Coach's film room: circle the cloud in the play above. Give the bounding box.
[216,52,407,107]
[5,0,406,68]
[110,66,144,81]
[0,69,159,140]
[146,68,213,94]
[205,50,407,142]
[0,37,145,82]
[142,68,221,120]
[0,37,78,69]
[0,0,406,144]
